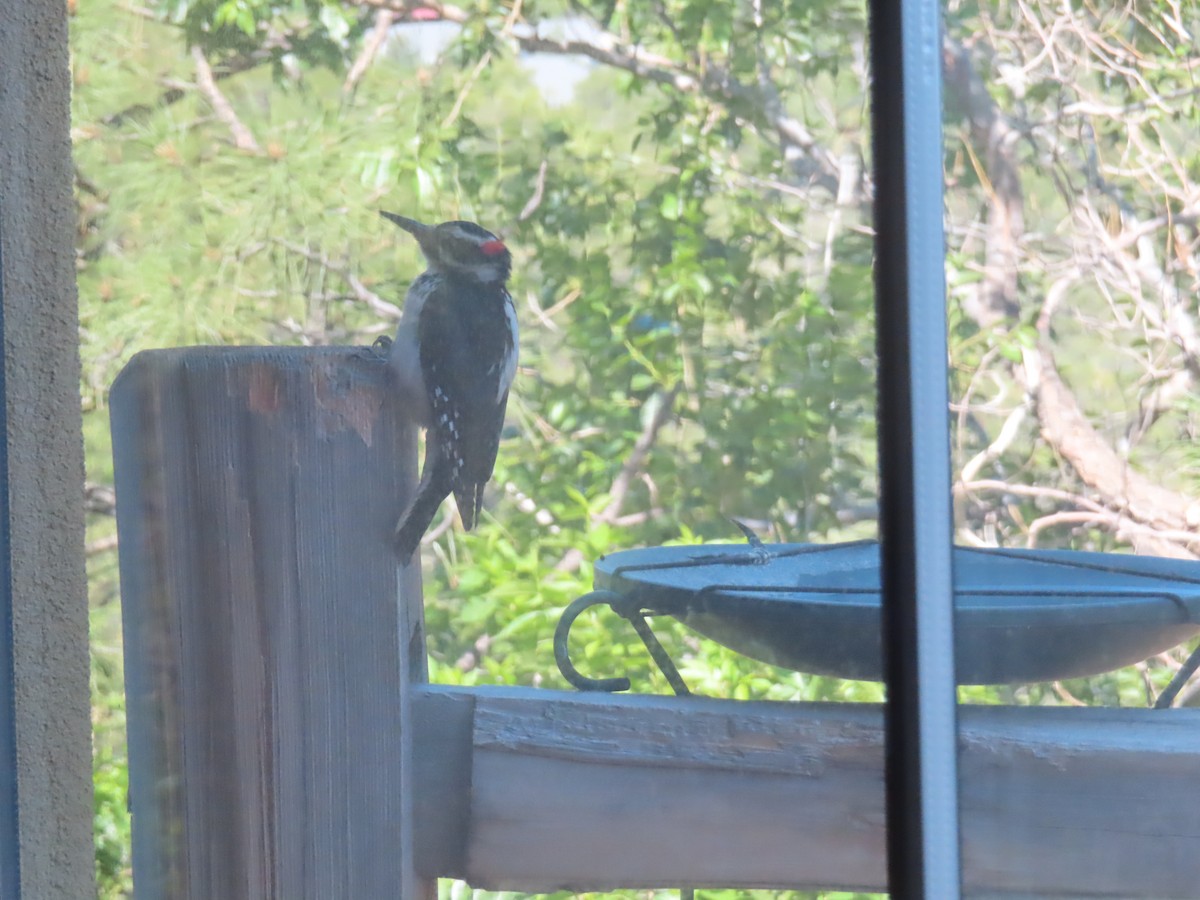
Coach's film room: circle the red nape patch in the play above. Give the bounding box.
[480,239,507,256]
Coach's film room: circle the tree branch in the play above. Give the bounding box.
[948,32,1200,556]
[554,386,679,572]
[274,239,403,319]
[518,160,548,222]
[192,44,261,152]
[351,0,848,195]
[596,385,679,525]
[104,12,334,128]
[944,37,1023,327]
[343,7,396,95]
[1024,344,1200,539]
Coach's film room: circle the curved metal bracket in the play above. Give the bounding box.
[554,590,691,696]
[554,591,632,692]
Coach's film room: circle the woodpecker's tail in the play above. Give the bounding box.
[394,448,453,563]
[453,482,485,531]
[394,489,443,563]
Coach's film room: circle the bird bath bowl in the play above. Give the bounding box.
[565,540,1200,686]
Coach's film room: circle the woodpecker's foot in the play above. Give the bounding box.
[357,335,393,362]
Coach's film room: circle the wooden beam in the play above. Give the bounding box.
[413,685,1200,898]
[112,347,426,899]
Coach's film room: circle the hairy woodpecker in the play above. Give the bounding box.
[381,211,518,562]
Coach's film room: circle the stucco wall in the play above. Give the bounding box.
[0,0,96,895]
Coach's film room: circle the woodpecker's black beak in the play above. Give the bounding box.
[379,211,429,235]
[381,211,437,263]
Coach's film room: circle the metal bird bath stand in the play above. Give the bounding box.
[555,535,1200,704]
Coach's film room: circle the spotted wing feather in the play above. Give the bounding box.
[417,277,515,531]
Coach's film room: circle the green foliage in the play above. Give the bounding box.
[91,572,131,896]
[158,0,368,70]
[94,748,132,897]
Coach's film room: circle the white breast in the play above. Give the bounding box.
[496,290,519,403]
[388,275,439,427]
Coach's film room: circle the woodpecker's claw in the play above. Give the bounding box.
[356,335,393,362]
[686,519,775,566]
[731,518,772,564]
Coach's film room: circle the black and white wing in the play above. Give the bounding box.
[418,281,517,530]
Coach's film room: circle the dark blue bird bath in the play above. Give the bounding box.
[581,540,1200,685]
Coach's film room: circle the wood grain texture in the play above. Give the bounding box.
[112,347,423,899]
[413,685,1200,898]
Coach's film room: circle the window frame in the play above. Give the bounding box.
[869,0,963,896]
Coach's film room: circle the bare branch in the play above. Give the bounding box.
[1025,510,1113,546]
[344,8,396,95]
[441,49,493,129]
[274,239,403,319]
[956,478,1107,511]
[596,385,679,525]
[525,286,581,331]
[959,403,1029,484]
[192,44,261,152]
[554,386,679,572]
[1024,343,1200,539]
[518,160,548,222]
[944,37,1023,327]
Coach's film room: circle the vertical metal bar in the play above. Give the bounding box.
[869,0,962,897]
[0,219,20,899]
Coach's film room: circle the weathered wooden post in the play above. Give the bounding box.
[112,347,427,898]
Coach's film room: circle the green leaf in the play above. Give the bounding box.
[318,3,350,42]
